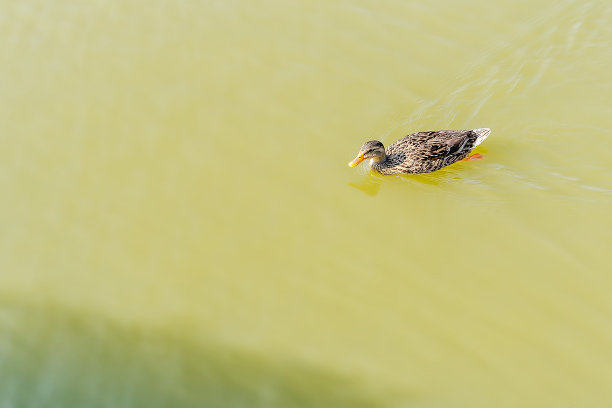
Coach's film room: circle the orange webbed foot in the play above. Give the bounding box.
[463,153,484,161]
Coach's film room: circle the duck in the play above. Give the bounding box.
[348,128,491,174]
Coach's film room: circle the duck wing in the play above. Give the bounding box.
[390,129,478,161]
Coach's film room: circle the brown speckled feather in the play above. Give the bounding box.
[372,129,490,174]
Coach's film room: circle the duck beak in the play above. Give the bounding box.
[348,154,365,167]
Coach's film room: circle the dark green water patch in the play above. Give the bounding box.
[0,296,405,408]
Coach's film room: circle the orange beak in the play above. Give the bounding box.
[348,154,365,167]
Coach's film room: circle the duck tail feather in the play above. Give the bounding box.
[472,128,491,147]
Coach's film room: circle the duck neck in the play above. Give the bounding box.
[370,153,387,170]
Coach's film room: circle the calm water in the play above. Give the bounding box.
[1,0,611,407]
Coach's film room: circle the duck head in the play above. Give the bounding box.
[348,140,386,167]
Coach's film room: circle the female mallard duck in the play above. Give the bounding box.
[348,128,491,174]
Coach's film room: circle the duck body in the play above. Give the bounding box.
[349,128,491,174]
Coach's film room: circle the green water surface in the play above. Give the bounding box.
[1,0,611,407]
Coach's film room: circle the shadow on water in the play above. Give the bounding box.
[348,166,469,196]
[348,173,384,196]
[0,296,406,408]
